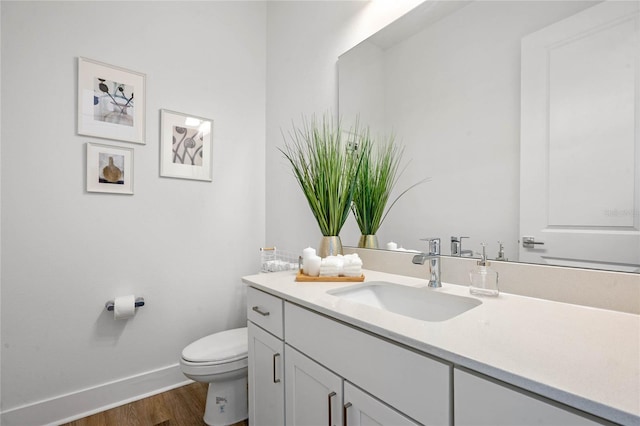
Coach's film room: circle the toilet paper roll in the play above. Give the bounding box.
[113,294,136,320]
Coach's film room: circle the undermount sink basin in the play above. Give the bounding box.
[327,281,481,322]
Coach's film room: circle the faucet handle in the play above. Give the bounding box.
[450,236,469,243]
[420,237,441,255]
[450,236,469,256]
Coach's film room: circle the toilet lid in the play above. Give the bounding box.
[182,327,248,363]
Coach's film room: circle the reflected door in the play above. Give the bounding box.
[520,1,640,272]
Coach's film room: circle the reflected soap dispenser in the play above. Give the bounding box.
[469,243,499,296]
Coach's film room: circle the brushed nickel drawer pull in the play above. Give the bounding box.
[328,391,336,426]
[273,353,281,383]
[252,306,270,316]
[343,402,352,426]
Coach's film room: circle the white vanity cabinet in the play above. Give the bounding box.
[244,268,638,426]
[247,284,617,426]
[284,301,450,426]
[247,287,285,426]
[344,382,421,426]
[285,345,343,426]
[284,342,421,426]
[453,369,602,426]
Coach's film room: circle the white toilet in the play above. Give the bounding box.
[180,327,248,426]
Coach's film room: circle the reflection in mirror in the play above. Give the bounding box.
[338,0,639,272]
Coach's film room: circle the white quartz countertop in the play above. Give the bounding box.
[242,269,640,425]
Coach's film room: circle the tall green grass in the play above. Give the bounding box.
[280,115,364,236]
[352,131,428,235]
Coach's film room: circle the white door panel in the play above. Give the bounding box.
[520,1,640,271]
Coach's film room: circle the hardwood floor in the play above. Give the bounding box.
[61,382,248,426]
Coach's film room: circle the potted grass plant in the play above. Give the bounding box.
[352,131,428,249]
[280,114,364,257]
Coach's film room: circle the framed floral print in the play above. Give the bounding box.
[160,109,213,181]
[77,57,146,144]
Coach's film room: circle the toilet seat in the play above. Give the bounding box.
[180,355,248,370]
[182,327,248,364]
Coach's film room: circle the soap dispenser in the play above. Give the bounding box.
[469,243,499,296]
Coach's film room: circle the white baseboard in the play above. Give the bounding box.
[1,363,192,426]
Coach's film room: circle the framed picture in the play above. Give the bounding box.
[77,57,146,144]
[86,142,134,194]
[160,109,213,181]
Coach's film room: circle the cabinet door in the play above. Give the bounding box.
[285,302,450,425]
[343,382,420,426]
[454,369,601,425]
[285,345,343,426]
[248,322,284,426]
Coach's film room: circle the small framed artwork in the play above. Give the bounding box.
[86,142,134,194]
[77,57,146,144]
[160,109,213,181]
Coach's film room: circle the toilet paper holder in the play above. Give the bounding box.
[105,297,145,312]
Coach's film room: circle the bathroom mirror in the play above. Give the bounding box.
[338,0,639,272]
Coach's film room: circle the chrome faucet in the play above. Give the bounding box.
[412,237,441,288]
[451,236,473,256]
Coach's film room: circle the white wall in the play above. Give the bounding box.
[1,1,265,423]
[265,0,424,254]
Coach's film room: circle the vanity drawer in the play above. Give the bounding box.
[247,287,284,339]
[285,302,450,425]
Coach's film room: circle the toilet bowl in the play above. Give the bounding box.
[180,327,248,426]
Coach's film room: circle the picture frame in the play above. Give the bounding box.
[160,109,213,181]
[77,57,146,144]
[86,142,134,194]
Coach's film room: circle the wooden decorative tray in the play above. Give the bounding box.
[295,271,365,282]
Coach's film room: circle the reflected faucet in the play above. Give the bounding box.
[412,238,441,288]
[496,241,508,261]
[451,236,473,256]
